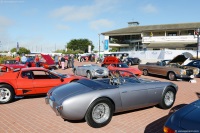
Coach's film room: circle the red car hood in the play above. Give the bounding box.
[41,54,55,65]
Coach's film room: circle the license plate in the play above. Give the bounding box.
[49,99,53,107]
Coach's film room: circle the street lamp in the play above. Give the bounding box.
[98,34,101,57]
[196,28,200,59]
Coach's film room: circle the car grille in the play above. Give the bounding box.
[186,69,193,76]
[96,69,104,74]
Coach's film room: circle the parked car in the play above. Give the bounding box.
[45,70,178,128]
[80,53,95,62]
[2,59,27,71]
[123,57,141,66]
[73,64,108,79]
[107,63,142,76]
[185,59,200,77]
[138,53,199,80]
[164,99,200,132]
[26,54,57,69]
[101,56,121,67]
[0,67,82,104]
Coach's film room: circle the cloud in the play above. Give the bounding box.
[90,19,114,30]
[49,0,119,21]
[56,24,70,30]
[140,4,158,13]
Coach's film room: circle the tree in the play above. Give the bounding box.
[66,39,94,53]
[10,47,31,55]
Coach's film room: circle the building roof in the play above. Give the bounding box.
[101,22,200,35]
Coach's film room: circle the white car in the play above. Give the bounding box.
[73,64,108,79]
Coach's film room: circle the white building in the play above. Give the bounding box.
[101,22,200,52]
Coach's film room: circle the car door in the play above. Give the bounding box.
[31,70,62,94]
[78,66,87,76]
[119,81,149,111]
[147,64,166,75]
[16,71,35,95]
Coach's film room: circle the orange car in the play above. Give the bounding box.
[107,63,142,76]
[0,67,82,104]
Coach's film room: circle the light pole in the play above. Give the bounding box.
[98,34,100,57]
[196,28,200,59]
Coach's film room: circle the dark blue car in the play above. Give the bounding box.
[185,60,200,77]
[164,100,200,133]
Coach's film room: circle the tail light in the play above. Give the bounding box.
[163,126,175,133]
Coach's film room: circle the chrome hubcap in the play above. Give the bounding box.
[0,88,11,102]
[92,103,110,123]
[169,73,174,80]
[164,91,174,106]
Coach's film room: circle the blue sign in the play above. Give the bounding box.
[104,40,108,50]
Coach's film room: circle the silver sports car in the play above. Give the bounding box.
[45,70,178,128]
[73,64,109,79]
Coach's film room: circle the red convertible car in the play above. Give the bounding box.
[26,54,57,69]
[1,60,27,71]
[107,63,142,76]
[0,67,82,104]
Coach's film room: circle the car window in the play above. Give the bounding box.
[32,70,59,79]
[21,71,33,79]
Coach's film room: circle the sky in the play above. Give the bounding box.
[1,0,200,53]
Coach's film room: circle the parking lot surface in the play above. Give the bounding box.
[0,61,200,133]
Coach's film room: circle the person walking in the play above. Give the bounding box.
[60,55,65,70]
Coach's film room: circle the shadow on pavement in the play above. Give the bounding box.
[144,104,187,133]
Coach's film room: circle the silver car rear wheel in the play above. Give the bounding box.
[92,103,110,124]
[85,98,114,128]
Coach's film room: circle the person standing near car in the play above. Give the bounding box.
[15,54,21,62]
[54,54,59,69]
[21,53,27,64]
[60,55,65,70]
[35,55,40,67]
[67,54,71,68]
[71,54,74,68]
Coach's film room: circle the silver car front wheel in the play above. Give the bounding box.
[92,103,110,124]
[87,71,92,79]
[158,87,176,109]
[85,98,114,128]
